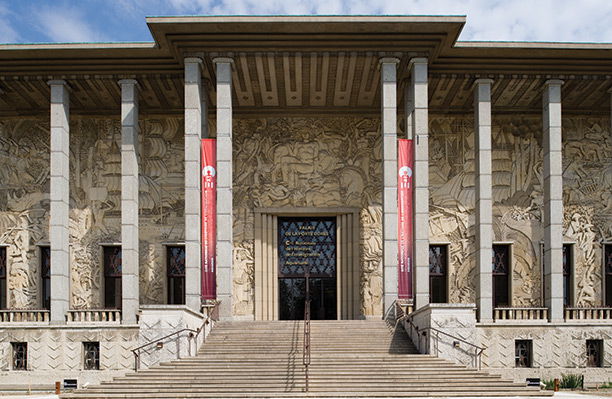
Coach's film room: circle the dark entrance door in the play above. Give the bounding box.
[278,217,337,320]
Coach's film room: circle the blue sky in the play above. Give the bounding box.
[1,0,611,44]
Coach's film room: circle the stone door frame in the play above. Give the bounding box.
[254,207,360,320]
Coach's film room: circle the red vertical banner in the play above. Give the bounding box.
[398,139,414,300]
[201,139,216,300]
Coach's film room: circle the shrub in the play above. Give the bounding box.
[559,374,583,389]
[542,378,555,390]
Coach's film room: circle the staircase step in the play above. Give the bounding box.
[63,320,550,398]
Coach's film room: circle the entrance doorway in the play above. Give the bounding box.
[278,217,337,320]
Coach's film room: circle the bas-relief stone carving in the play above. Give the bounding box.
[232,117,383,317]
[563,118,612,306]
[70,117,185,308]
[430,115,611,307]
[138,118,185,305]
[0,120,50,309]
[429,117,477,303]
[1,117,185,309]
[2,113,609,313]
[432,115,547,306]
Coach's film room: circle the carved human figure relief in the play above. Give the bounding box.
[232,117,382,317]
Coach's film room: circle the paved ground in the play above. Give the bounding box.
[1,393,611,399]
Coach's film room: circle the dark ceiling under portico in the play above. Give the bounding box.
[0,16,610,116]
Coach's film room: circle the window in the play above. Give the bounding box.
[429,245,448,303]
[540,242,545,305]
[493,245,510,307]
[12,342,27,370]
[40,246,51,310]
[515,340,532,368]
[563,244,572,307]
[167,246,186,305]
[605,244,612,307]
[83,342,100,370]
[103,246,122,309]
[587,339,603,368]
[0,247,6,309]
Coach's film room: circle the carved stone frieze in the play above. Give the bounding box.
[232,117,382,317]
[0,120,50,309]
[430,115,611,307]
[1,113,609,313]
[1,117,185,309]
[563,117,612,306]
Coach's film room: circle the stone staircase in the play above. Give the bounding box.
[62,320,548,398]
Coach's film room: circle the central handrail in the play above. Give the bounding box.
[131,302,219,371]
[303,299,311,392]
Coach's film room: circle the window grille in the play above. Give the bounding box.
[167,246,186,305]
[562,244,572,306]
[429,245,447,303]
[12,342,27,371]
[515,340,532,368]
[83,342,100,370]
[41,246,51,310]
[606,245,612,306]
[586,339,603,368]
[103,246,122,309]
[493,245,510,307]
[0,247,6,310]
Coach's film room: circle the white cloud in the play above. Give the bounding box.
[10,0,610,43]
[148,0,612,42]
[34,7,105,43]
[0,3,20,43]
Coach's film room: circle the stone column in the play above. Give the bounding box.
[214,58,233,319]
[410,58,430,310]
[404,83,414,140]
[184,57,204,312]
[543,79,564,322]
[48,80,70,324]
[119,79,139,324]
[474,79,494,322]
[380,57,399,318]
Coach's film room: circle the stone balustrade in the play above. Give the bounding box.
[66,309,122,323]
[0,310,50,322]
[565,307,612,320]
[493,307,549,321]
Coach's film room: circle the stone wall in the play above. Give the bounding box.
[407,304,612,386]
[232,116,383,317]
[0,117,185,309]
[429,115,612,306]
[0,325,138,386]
[1,113,610,314]
[0,119,50,309]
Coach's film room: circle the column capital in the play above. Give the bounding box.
[473,78,494,88]
[212,57,234,65]
[118,78,139,88]
[544,79,564,87]
[184,56,203,64]
[408,57,428,70]
[47,79,69,87]
[378,57,400,65]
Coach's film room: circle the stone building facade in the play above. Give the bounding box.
[0,15,611,387]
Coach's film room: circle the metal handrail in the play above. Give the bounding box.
[303,299,311,392]
[395,302,485,370]
[403,315,486,370]
[131,302,219,371]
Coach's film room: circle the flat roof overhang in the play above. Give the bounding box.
[0,16,610,116]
